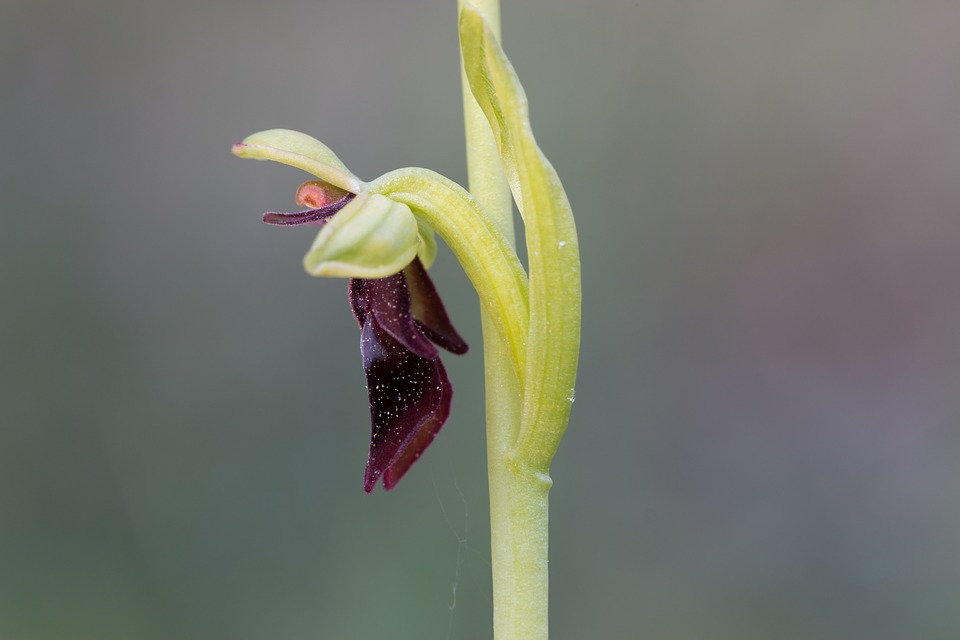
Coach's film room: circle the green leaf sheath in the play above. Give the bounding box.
[369,168,530,380]
[459,6,582,471]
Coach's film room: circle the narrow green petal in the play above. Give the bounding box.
[303,193,419,279]
[232,129,362,193]
[460,5,581,471]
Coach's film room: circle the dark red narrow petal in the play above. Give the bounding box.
[350,279,452,491]
[403,258,469,355]
[262,207,337,226]
[262,192,355,226]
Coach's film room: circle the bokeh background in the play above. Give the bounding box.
[3,0,959,638]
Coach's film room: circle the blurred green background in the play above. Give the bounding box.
[2,0,959,638]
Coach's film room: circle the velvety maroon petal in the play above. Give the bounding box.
[346,258,467,492]
[353,297,452,492]
[381,357,451,490]
[354,273,438,361]
[403,258,469,355]
[262,192,355,226]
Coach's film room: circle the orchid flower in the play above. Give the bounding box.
[231,137,471,491]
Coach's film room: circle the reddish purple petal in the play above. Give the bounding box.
[262,192,354,226]
[351,279,453,492]
[403,258,469,355]
[262,207,336,226]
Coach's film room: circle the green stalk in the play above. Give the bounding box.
[458,2,550,638]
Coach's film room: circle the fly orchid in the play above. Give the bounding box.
[234,4,580,636]
[232,124,530,492]
[253,176,468,491]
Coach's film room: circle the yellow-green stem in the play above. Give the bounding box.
[459,1,551,638]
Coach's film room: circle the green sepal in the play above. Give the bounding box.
[303,192,419,279]
[232,129,362,193]
[460,5,581,471]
